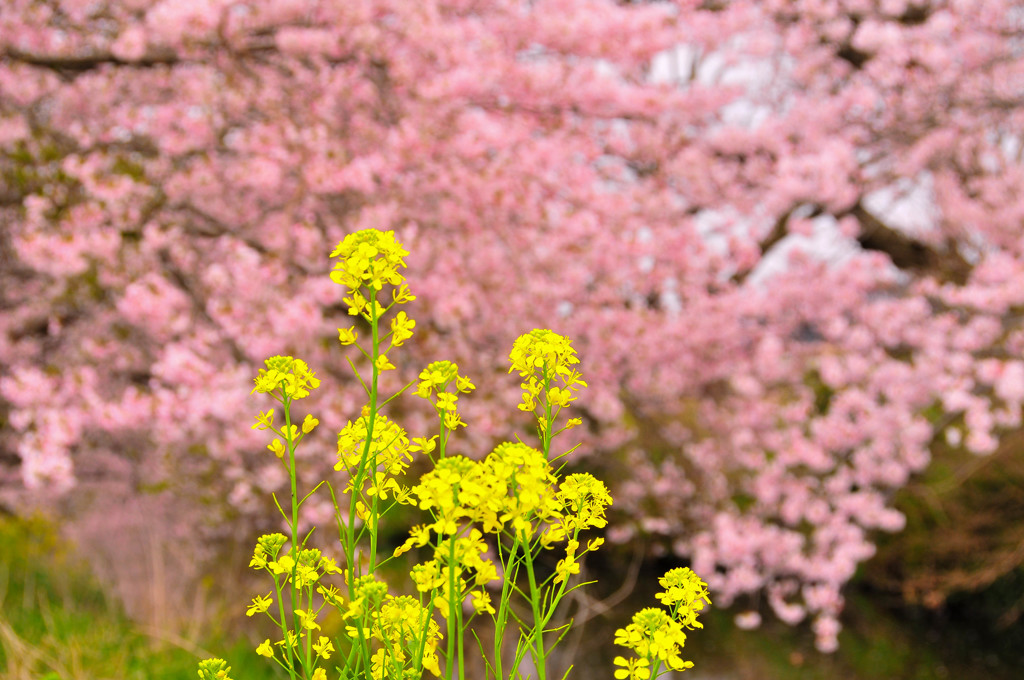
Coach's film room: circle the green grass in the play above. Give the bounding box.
[0,513,278,680]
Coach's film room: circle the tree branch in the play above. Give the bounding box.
[4,46,179,73]
[846,201,972,284]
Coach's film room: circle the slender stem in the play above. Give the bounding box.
[282,392,303,678]
[446,534,458,679]
[523,540,548,680]
[367,293,381,572]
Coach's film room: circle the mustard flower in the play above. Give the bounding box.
[294,608,321,631]
[369,595,442,678]
[509,329,588,417]
[197,658,235,680]
[338,326,358,345]
[367,471,400,499]
[252,409,274,430]
[613,656,651,680]
[319,555,343,575]
[329,229,410,293]
[255,640,274,658]
[392,283,416,304]
[302,414,319,433]
[470,589,495,615]
[355,575,389,607]
[390,310,415,346]
[312,636,335,659]
[479,442,560,536]
[655,567,712,629]
[410,560,445,593]
[246,593,273,617]
[252,356,320,400]
[269,554,295,577]
[508,329,582,378]
[312,669,327,680]
[418,360,459,393]
[554,555,580,584]
[251,533,287,568]
[416,360,473,428]
[409,435,438,455]
[394,524,432,557]
[336,413,412,476]
[435,392,458,412]
[267,439,285,458]
[410,455,480,532]
[557,473,612,531]
[615,608,693,673]
[443,410,467,430]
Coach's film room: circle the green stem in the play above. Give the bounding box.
[523,539,548,680]
[282,393,303,678]
[446,534,458,679]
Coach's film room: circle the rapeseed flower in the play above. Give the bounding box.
[329,229,410,293]
[252,356,320,400]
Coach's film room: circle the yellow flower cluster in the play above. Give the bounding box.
[322,575,442,680]
[416,360,475,431]
[405,528,498,618]
[508,329,587,428]
[397,440,612,597]
[614,568,711,678]
[247,537,348,656]
[196,658,234,680]
[482,442,560,537]
[336,412,412,476]
[368,595,442,679]
[335,412,417,524]
[330,229,415,320]
[202,229,695,680]
[330,229,409,292]
[251,356,321,400]
[654,567,711,630]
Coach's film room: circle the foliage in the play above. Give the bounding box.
[2,0,1024,653]
[0,513,277,680]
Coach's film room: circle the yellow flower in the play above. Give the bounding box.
[443,410,466,430]
[302,414,319,434]
[255,639,274,658]
[409,436,438,455]
[613,656,651,680]
[394,523,432,557]
[329,229,409,293]
[197,658,235,680]
[294,608,321,631]
[269,554,295,576]
[547,386,573,408]
[252,356,320,400]
[435,393,458,412]
[470,590,495,615]
[508,329,580,378]
[375,354,396,371]
[338,326,358,345]
[392,283,416,304]
[252,409,274,430]
[390,310,416,346]
[312,669,327,680]
[554,556,580,584]
[313,636,335,659]
[267,439,285,458]
[246,593,273,617]
[367,472,400,499]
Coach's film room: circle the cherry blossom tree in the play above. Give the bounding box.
[2,0,1023,650]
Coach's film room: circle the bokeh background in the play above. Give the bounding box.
[2,1,1024,678]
